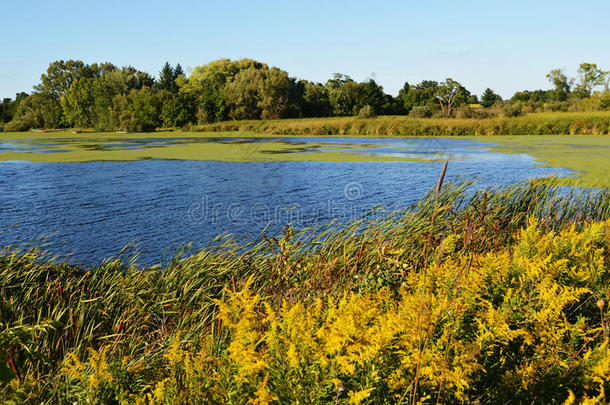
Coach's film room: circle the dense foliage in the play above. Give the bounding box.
[1,60,608,132]
[2,180,610,403]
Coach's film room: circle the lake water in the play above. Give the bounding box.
[0,136,574,265]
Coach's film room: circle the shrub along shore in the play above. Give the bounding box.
[2,180,610,403]
[190,111,610,137]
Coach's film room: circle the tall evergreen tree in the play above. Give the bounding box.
[158,62,175,92]
[480,88,501,107]
[173,63,184,80]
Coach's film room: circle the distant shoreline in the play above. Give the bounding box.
[190,111,610,136]
[3,111,610,138]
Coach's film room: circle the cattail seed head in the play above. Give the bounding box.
[597,299,605,311]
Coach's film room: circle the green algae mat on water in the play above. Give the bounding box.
[1,131,610,186]
[0,132,422,163]
[471,135,610,187]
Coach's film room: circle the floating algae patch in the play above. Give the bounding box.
[0,132,428,163]
[463,135,610,187]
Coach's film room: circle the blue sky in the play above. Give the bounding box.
[1,0,609,99]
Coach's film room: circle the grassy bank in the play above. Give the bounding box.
[191,111,610,136]
[2,180,610,403]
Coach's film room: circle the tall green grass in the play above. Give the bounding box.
[2,178,610,402]
[190,111,610,136]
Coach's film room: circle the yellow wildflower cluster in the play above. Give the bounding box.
[135,220,609,403]
[9,219,609,404]
[61,346,123,404]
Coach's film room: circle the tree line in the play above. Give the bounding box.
[1,59,609,132]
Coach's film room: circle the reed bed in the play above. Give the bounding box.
[2,179,610,403]
[190,112,610,136]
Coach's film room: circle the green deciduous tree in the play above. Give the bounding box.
[118,66,155,91]
[180,58,267,122]
[61,78,96,128]
[224,67,264,120]
[160,90,196,127]
[0,93,28,123]
[546,69,572,101]
[574,63,607,98]
[325,74,356,116]
[34,60,96,99]
[257,67,294,119]
[186,58,265,93]
[435,78,470,117]
[326,73,352,89]
[195,86,227,123]
[327,88,351,116]
[510,89,552,108]
[95,66,156,129]
[361,79,387,114]
[109,87,161,132]
[5,93,63,130]
[302,82,331,117]
[397,82,410,113]
[401,80,439,113]
[89,70,126,130]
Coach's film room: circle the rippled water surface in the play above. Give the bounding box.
[0,136,573,265]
